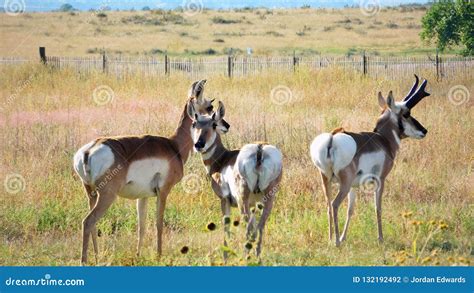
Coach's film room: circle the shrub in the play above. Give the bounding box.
[223,47,243,55]
[121,15,162,26]
[86,47,100,54]
[296,25,311,36]
[266,31,284,37]
[335,18,351,24]
[121,11,188,26]
[386,21,399,29]
[211,16,242,24]
[184,48,218,55]
[149,48,164,55]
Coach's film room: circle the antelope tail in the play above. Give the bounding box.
[256,144,264,169]
[83,150,91,183]
[254,144,264,193]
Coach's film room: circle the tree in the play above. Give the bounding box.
[420,0,473,56]
[58,3,75,12]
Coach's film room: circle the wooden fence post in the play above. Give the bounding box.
[165,54,169,75]
[435,49,440,81]
[362,52,368,76]
[227,55,233,78]
[293,51,299,72]
[39,47,46,64]
[102,51,107,73]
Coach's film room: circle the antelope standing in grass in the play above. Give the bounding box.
[188,100,283,259]
[73,80,218,264]
[310,75,430,246]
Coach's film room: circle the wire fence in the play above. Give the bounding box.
[1,54,473,80]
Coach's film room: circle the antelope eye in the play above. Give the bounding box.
[403,112,410,118]
[192,122,197,128]
[212,123,217,129]
[206,106,213,112]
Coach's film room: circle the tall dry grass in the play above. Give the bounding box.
[0,64,472,266]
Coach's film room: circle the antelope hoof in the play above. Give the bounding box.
[335,240,341,247]
[378,237,384,244]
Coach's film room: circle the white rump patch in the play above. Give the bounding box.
[310,132,357,178]
[73,140,95,183]
[73,141,115,185]
[236,144,283,193]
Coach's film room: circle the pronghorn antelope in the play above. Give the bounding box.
[187,101,283,258]
[310,75,430,246]
[73,80,218,264]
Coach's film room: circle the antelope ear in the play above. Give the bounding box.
[386,91,395,109]
[214,101,226,121]
[187,101,196,120]
[377,92,386,109]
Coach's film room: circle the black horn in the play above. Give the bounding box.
[403,74,419,102]
[405,78,430,109]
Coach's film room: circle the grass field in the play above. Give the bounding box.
[0,5,463,58]
[0,62,472,266]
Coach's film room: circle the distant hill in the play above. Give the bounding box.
[22,0,429,12]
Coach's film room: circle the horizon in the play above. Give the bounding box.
[4,0,431,12]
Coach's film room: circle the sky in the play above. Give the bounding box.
[15,0,430,12]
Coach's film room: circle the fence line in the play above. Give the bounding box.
[2,54,473,80]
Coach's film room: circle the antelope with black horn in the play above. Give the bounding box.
[188,100,283,260]
[73,80,218,265]
[310,75,430,246]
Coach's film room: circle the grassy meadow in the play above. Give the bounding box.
[0,62,472,266]
[0,6,458,58]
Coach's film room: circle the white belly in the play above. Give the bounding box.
[118,158,170,200]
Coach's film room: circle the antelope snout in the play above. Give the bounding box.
[417,128,428,139]
[194,139,206,151]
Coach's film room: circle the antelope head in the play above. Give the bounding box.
[377,75,430,140]
[187,100,230,152]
